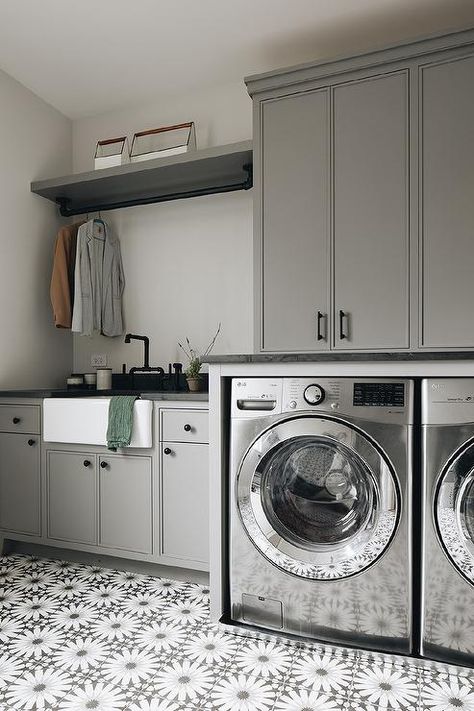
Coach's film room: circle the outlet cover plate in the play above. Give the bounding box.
[91,353,107,367]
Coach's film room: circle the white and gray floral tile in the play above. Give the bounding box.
[0,553,473,710]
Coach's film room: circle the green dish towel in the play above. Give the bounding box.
[107,395,138,450]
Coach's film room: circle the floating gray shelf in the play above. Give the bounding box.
[31,140,253,216]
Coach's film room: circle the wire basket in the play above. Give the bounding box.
[130,122,196,162]
[94,136,129,170]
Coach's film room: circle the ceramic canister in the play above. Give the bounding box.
[96,368,112,390]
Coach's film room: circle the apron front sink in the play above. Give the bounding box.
[43,398,153,448]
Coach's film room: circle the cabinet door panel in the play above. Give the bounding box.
[421,56,474,347]
[99,455,152,554]
[161,442,209,564]
[47,451,96,544]
[261,89,330,351]
[333,72,409,350]
[0,433,40,535]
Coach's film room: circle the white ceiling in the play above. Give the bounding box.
[0,0,473,119]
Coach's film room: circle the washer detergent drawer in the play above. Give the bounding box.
[43,398,152,448]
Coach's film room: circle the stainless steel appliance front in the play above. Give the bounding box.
[421,378,474,667]
[230,377,414,654]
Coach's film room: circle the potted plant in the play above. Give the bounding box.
[178,324,221,392]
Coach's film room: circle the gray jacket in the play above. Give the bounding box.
[73,219,125,337]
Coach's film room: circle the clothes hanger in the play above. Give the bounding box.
[93,209,105,225]
[93,210,106,239]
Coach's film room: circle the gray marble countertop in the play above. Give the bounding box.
[0,389,208,401]
[204,351,474,363]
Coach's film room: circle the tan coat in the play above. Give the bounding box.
[50,223,83,329]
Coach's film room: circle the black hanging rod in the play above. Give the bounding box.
[57,163,253,217]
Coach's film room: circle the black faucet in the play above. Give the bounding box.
[124,334,164,376]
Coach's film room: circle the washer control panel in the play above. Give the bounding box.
[283,378,341,411]
[353,382,405,407]
[280,378,412,423]
[303,384,326,405]
[231,378,413,424]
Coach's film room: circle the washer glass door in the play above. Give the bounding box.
[435,441,474,585]
[237,416,400,580]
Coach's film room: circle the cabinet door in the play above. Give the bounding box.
[99,455,152,554]
[333,72,409,350]
[47,451,97,544]
[0,433,40,535]
[261,89,330,351]
[420,56,474,347]
[161,442,209,565]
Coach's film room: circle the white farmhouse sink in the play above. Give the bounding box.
[43,398,153,448]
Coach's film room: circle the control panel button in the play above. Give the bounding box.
[330,402,339,410]
[303,384,325,406]
[289,400,297,409]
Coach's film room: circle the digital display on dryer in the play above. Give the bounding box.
[353,382,405,407]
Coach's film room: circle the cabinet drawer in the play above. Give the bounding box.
[161,409,208,443]
[0,405,40,434]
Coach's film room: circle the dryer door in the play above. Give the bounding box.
[237,416,400,580]
[435,441,474,586]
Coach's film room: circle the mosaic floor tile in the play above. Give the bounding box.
[0,552,472,711]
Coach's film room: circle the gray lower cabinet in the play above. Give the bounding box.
[45,450,153,555]
[333,72,409,350]
[0,432,40,535]
[420,54,474,348]
[161,442,209,565]
[99,454,152,554]
[47,451,97,544]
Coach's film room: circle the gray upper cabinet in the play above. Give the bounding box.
[247,28,474,353]
[254,71,409,353]
[420,55,474,348]
[333,72,409,350]
[260,90,330,351]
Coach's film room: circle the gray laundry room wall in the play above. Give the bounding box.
[71,80,253,374]
[0,67,72,388]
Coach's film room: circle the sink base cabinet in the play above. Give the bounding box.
[44,448,153,560]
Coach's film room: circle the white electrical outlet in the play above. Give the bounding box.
[91,353,107,367]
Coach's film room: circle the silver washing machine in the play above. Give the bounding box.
[421,378,474,667]
[229,377,414,655]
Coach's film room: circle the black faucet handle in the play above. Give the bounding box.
[172,363,183,373]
